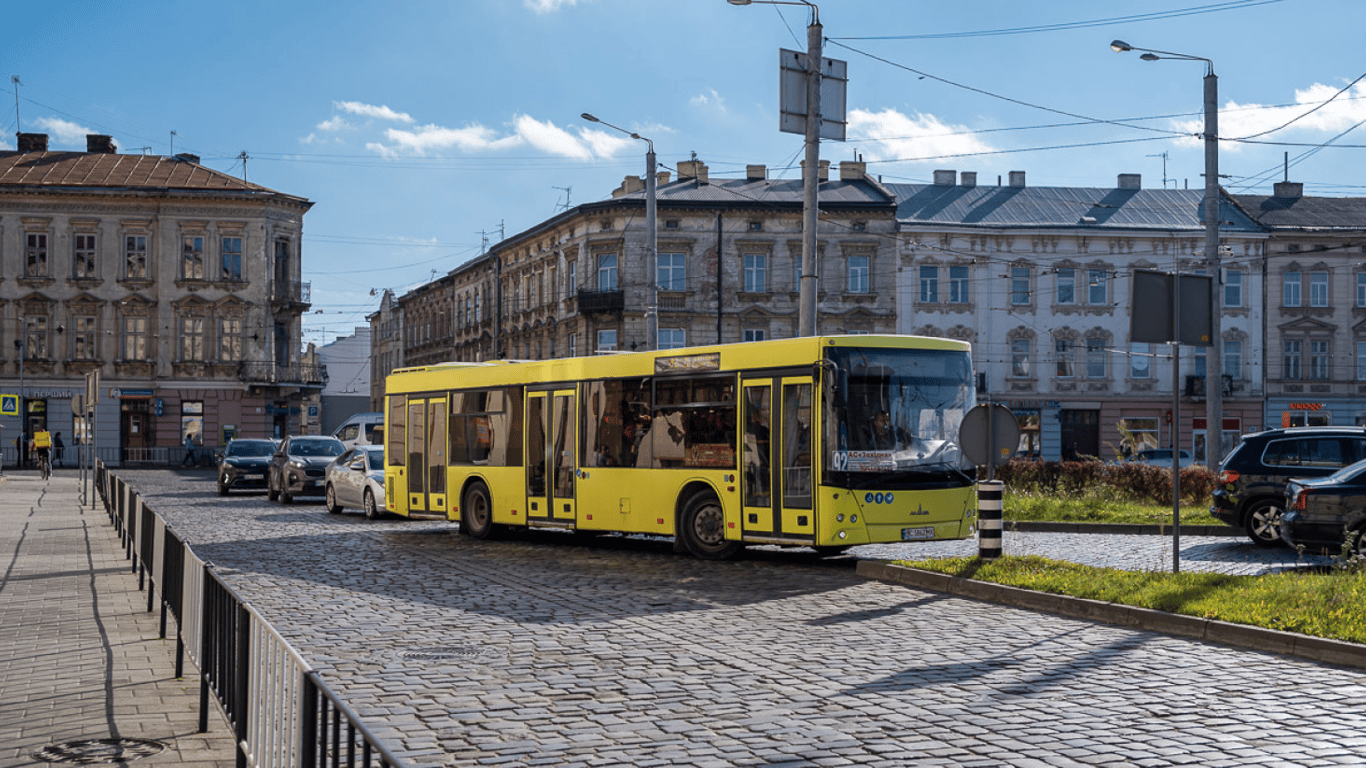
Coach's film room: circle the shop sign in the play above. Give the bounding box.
[1288,403,1323,411]
[113,388,154,399]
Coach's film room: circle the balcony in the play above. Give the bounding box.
[1184,374,1234,399]
[239,360,326,386]
[271,280,312,309]
[576,288,624,314]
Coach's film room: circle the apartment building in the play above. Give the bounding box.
[0,132,320,464]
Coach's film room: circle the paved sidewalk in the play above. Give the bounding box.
[0,471,236,768]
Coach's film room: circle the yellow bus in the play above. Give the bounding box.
[383,335,978,559]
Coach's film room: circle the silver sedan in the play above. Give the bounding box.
[324,445,386,520]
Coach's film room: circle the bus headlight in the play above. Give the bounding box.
[838,530,847,539]
[836,514,845,522]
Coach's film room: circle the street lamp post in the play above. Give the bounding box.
[729,0,821,336]
[1112,40,1222,470]
[581,113,658,350]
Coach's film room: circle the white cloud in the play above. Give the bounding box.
[513,115,596,160]
[525,0,580,12]
[1172,81,1366,152]
[691,89,728,115]
[846,108,997,164]
[369,122,519,157]
[33,116,95,146]
[316,115,351,132]
[363,113,645,160]
[334,101,414,123]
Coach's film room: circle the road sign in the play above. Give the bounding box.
[0,394,16,416]
[960,404,1020,468]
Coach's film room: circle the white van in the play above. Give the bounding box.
[332,412,384,449]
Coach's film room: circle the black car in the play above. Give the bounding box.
[1211,427,1366,546]
[267,436,346,504]
[216,438,278,495]
[1283,460,1366,557]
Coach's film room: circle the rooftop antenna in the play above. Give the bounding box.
[238,150,249,181]
[480,230,489,254]
[553,186,572,211]
[170,130,177,155]
[11,75,20,134]
[1146,152,1170,188]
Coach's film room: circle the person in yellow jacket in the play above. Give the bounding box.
[30,430,52,471]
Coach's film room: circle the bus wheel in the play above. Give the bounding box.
[812,546,852,557]
[679,490,742,560]
[462,481,496,539]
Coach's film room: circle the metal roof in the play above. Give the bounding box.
[888,183,1262,233]
[627,176,894,208]
[0,149,308,203]
[1230,193,1366,231]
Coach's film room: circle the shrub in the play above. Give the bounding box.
[992,458,1213,506]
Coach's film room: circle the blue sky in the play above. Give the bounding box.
[6,0,1364,347]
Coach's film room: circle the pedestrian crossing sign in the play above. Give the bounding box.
[0,395,16,416]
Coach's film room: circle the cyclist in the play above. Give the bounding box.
[31,430,52,479]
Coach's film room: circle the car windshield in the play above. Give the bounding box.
[292,439,344,457]
[227,441,274,457]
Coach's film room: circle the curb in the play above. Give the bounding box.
[1006,520,1242,537]
[856,561,1366,670]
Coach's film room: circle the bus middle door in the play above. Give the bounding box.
[405,397,449,517]
[526,389,577,525]
[741,375,815,541]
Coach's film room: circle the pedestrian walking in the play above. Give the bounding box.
[182,433,198,467]
[53,432,65,468]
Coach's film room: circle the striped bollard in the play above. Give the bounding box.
[978,479,1004,559]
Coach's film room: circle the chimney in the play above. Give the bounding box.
[678,160,709,183]
[1274,181,1304,198]
[17,133,49,152]
[86,134,117,153]
[801,159,830,181]
[960,171,977,188]
[1009,171,1027,187]
[174,153,201,164]
[746,164,767,181]
[838,161,866,181]
[612,174,645,198]
[933,169,957,186]
[655,170,670,186]
[1118,173,1141,190]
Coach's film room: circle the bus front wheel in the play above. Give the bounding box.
[462,481,496,539]
[679,490,742,560]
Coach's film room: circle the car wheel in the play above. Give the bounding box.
[1244,499,1286,547]
[218,479,229,496]
[364,489,382,521]
[461,481,496,539]
[678,489,743,560]
[1350,527,1366,559]
[267,472,279,501]
[325,484,343,514]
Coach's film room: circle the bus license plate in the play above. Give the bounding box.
[901,526,935,541]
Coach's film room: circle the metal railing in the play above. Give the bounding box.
[240,361,327,385]
[98,463,408,768]
[272,280,312,305]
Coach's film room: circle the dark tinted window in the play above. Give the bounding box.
[1262,437,1348,469]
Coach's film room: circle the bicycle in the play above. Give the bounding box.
[37,451,50,481]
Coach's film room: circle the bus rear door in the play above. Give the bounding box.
[526,389,577,526]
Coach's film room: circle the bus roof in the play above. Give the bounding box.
[384,334,970,396]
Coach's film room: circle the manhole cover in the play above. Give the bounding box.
[32,738,167,764]
[400,645,484,660]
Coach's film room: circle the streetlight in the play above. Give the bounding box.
[581,112,658,351]
[1112,40,1222,471]
[729,0,822,336]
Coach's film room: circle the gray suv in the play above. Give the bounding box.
[268,435,346,504]
[1211,427,1366,546]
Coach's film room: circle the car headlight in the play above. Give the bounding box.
[288,459,308,471]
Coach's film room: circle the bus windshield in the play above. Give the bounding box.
[825,346,975,481]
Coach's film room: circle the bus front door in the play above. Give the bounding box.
[741,376,815,541]
[526,389,577,526]
[405,397,448,516]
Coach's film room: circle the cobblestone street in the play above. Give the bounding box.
[122,470,1365,767]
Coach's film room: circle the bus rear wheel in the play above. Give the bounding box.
[461,481,496,539]
[679,490,742,560]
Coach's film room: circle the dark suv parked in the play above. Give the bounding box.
[1211,426,1366,546]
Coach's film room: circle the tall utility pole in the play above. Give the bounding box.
[798,8,822,337]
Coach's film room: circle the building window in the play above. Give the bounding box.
[1010,339,1030,377]
[182,236,206,280]
[1054,337,1075,378]
[74,234,97,279]
[658,328,686,350]
[25,233,48,278]
[1357,340,1366,381]
[1283,271,1302,307]
[125,236,149,279]
[122,316,147,360]
[180,316,206,361]
[1224,339,1242,380]
[1010,267,1031,306]
[1124,417,1160,452]
[1310,339,1330,380]
[25,315,48,358]
[182,401,204,446]
[1086,338,1107,378]
[1283,340,1302,380]
[1310,271,1329,307]
[219,317,243,361]
[568,333,577,357]
[567,261,577,294]
[847,255,869,294]
[918,265,939,303]
[949,265,970,303]
[657,253,686,291]
[597,253,618,291]
[596,329,617,352]
[744,253,767,293]
[1088,269,1108,305]
[1224,269,1243,307]
[1056,268,1076,305]
[73,315,97,360]
[744,328,767,342]
[1130,342,1151,379]
[1358,273,1366,308]
[221,237,243,281]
